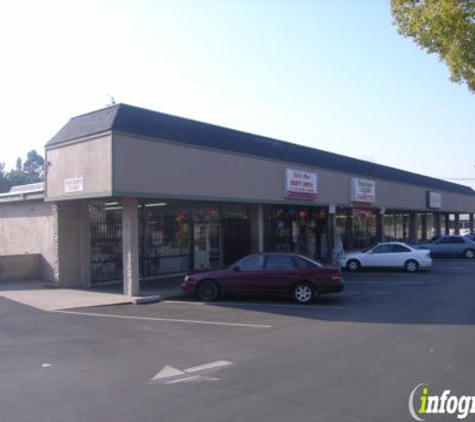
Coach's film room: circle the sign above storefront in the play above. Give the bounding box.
[351,178,376,203]
[285,169,318,200]
[426,191,442,209]
[64,177,84,193]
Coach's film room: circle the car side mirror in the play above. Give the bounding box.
[233,266,241,272]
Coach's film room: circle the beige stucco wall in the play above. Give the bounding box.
[0,254,41,281]
[112,134,475,212]
[45,134,112,201]
[0,200,58,281]
[56,201,91,287]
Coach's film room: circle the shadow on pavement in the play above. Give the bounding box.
[169,259,475,326]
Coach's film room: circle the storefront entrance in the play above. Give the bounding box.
[264,205,328,260]
[194,223,221,270]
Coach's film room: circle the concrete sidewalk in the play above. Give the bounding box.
[0,276,185,312]
[93,275,186,300]
[0,281,137,311]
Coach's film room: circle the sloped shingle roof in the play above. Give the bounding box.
[46,103,475,196]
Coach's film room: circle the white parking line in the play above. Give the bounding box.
[349,281,427,285]
[53,310,272,328]
[342,291,392,295]
[163,300,345,310]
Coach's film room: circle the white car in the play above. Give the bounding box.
[339,242,432,273]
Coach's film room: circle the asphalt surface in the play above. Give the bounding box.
[1,259,475,422]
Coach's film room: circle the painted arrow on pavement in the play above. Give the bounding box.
[150,360,234,384]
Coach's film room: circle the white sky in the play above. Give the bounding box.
[0,0,474,189]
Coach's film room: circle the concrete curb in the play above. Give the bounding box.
[132,295,162,305]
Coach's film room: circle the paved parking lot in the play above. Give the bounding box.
[1,259,475,422]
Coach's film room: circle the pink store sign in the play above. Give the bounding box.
[285,169,318,200]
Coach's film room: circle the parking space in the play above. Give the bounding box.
[2,259,475,422]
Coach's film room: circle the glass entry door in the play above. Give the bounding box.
[194,223,222,270]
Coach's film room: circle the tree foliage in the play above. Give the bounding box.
[391,0,475,93]
[0,150,45,193]
[23,150,45,182]
[0,162,11,193]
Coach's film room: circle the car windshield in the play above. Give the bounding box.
[361,244,377,253]
[299,256,322,267]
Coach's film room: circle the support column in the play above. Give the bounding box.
[122,198,140,296]
[56,201,91,287]
[376,211,384,243]
[78,201,92,288]
[257,205,264,252]
[454,213,460,235]
[434,213,442,238]
[444,213,450,235]
[470,213,474,235]
[328,206,338,264]
[250,204,264,253]
[409,211,417,244]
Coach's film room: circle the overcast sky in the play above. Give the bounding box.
[0,0,474,189]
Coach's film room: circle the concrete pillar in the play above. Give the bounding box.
[327,209,336,261]
[249,204,264,253]
[376,213,383,242]
[434,213,442,237]
[257,205,264,252]
[444,213,450,235]
[56,201,91,288]
[78,202,92,288]
[454,213,460,235]
[122,198,140,296]
[470,213,474,235]
[409,211,417,244]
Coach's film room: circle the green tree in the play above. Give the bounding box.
[23,150,45,183]
[0,162,11,193]
[391,0,475,93]
[6,150,45,189]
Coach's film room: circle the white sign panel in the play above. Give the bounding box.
[427,191,442,209]
[285,169,318,200]
[64,177,84,193]
[351,178,376,203]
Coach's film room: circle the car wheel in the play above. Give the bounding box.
[405,260,419,273]
[292,282,314,304]
[197,279,220,301]
[463,249,475,259]
[347,259,361,272]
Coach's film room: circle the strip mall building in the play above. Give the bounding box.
[1,104,474,294]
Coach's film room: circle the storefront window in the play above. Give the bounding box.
[383,214,396,241]
[336,209,351,251]
[416,212,435,242]
[351,208,376,250]
[426,213,434,240]
[141,203,191,276]
[383,213,410,242]
[222,203,248,219]
[264,205,327,258]
[221,203,250,265]
[192,203,220,222]
[191,203,223,270]
[440,213,447,235]
[90,201,123,283]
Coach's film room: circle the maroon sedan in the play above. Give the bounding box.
[181,252,344,303]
